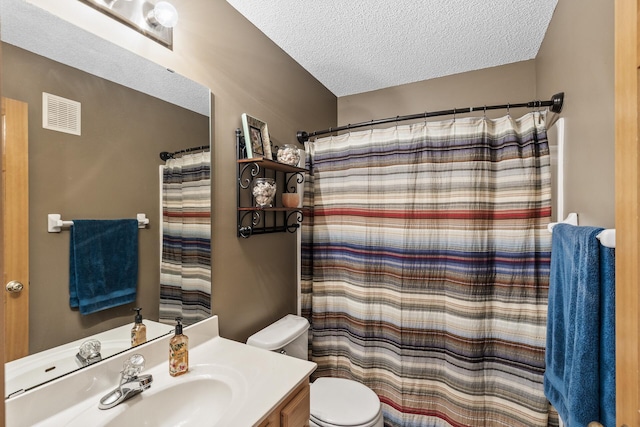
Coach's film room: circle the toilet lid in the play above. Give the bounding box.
[310,378,381,426]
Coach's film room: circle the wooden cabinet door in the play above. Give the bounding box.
[280,382,310,427]
[256,381,310,427]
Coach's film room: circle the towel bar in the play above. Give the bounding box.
[547,212,578,232]
[47,213,149,233]
[596,229,615,249]
[547,212,615,248]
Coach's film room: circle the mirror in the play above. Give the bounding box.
[2,0,212,396]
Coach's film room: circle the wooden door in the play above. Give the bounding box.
[2,97,29,363]
[614,1,640,426]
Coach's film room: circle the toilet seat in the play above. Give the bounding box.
[310,377,383,427]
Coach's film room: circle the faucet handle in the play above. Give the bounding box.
[122,354,146,378]
[76,339,102,367]
[78,339,101,359]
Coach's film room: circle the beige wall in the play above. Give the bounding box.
[3,44,210,352]
[338,61,536,126]
[10,0,337,344]
[536,0,615,228]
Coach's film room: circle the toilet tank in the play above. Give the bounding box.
[246,314,309,360]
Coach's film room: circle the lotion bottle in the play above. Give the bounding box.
[169,317,189,376]
[131,307,147,347]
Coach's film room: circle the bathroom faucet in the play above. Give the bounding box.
[99,354,153,410]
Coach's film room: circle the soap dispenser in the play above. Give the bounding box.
[131,307,147,347]
[169,317,189,377]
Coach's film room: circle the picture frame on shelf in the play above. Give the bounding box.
[241,113,272,160]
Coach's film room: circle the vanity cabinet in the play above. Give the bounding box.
[236,129,307,238]
[257,381,310,427]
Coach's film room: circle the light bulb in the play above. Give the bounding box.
[149,1,178,28]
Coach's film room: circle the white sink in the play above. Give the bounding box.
[6,316,316,427]
[64,364,246,427]
[103,378,231,427]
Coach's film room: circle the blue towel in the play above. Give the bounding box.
[544,223,606,427]
[69,219,139,315]
[598,245,616,427]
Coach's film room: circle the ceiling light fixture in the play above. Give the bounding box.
[78,0,177,49]
[147,1,178,28]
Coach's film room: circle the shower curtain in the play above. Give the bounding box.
[301,112,557,427]
[159,151,211,325]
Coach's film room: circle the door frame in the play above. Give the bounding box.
[614,1,640,425]
[1,98,29,365]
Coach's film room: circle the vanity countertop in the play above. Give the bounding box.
[6,316,317,427]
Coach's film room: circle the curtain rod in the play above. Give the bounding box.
[296,92,564,143]
[159,145,210,161]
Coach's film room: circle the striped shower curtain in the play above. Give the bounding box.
[159,151,211,325]
[301,112,557,427]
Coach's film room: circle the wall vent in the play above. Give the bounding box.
[42,92,81,136]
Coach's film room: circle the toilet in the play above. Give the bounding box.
[247,314,384,427]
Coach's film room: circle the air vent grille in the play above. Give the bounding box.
[42,92,81,136]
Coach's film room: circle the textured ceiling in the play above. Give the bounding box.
[225,0,558,97]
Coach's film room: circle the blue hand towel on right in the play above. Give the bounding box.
[544,223,607,427]
[598,244,616,427]
[69,219,139,315]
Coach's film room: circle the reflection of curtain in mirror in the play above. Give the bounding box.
[159,151,211,325]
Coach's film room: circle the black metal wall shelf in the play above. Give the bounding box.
[236,129,306,238]
[238,157,307,174]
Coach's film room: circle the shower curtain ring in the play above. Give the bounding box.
[536,101,543,124]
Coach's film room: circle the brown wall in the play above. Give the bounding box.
[338,61,536,126]
[536,0,615,228]
[2,44,210,353]
[11,0,337,345]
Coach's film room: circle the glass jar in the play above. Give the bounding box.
[277,144,301,166]
[252,178,276,208]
